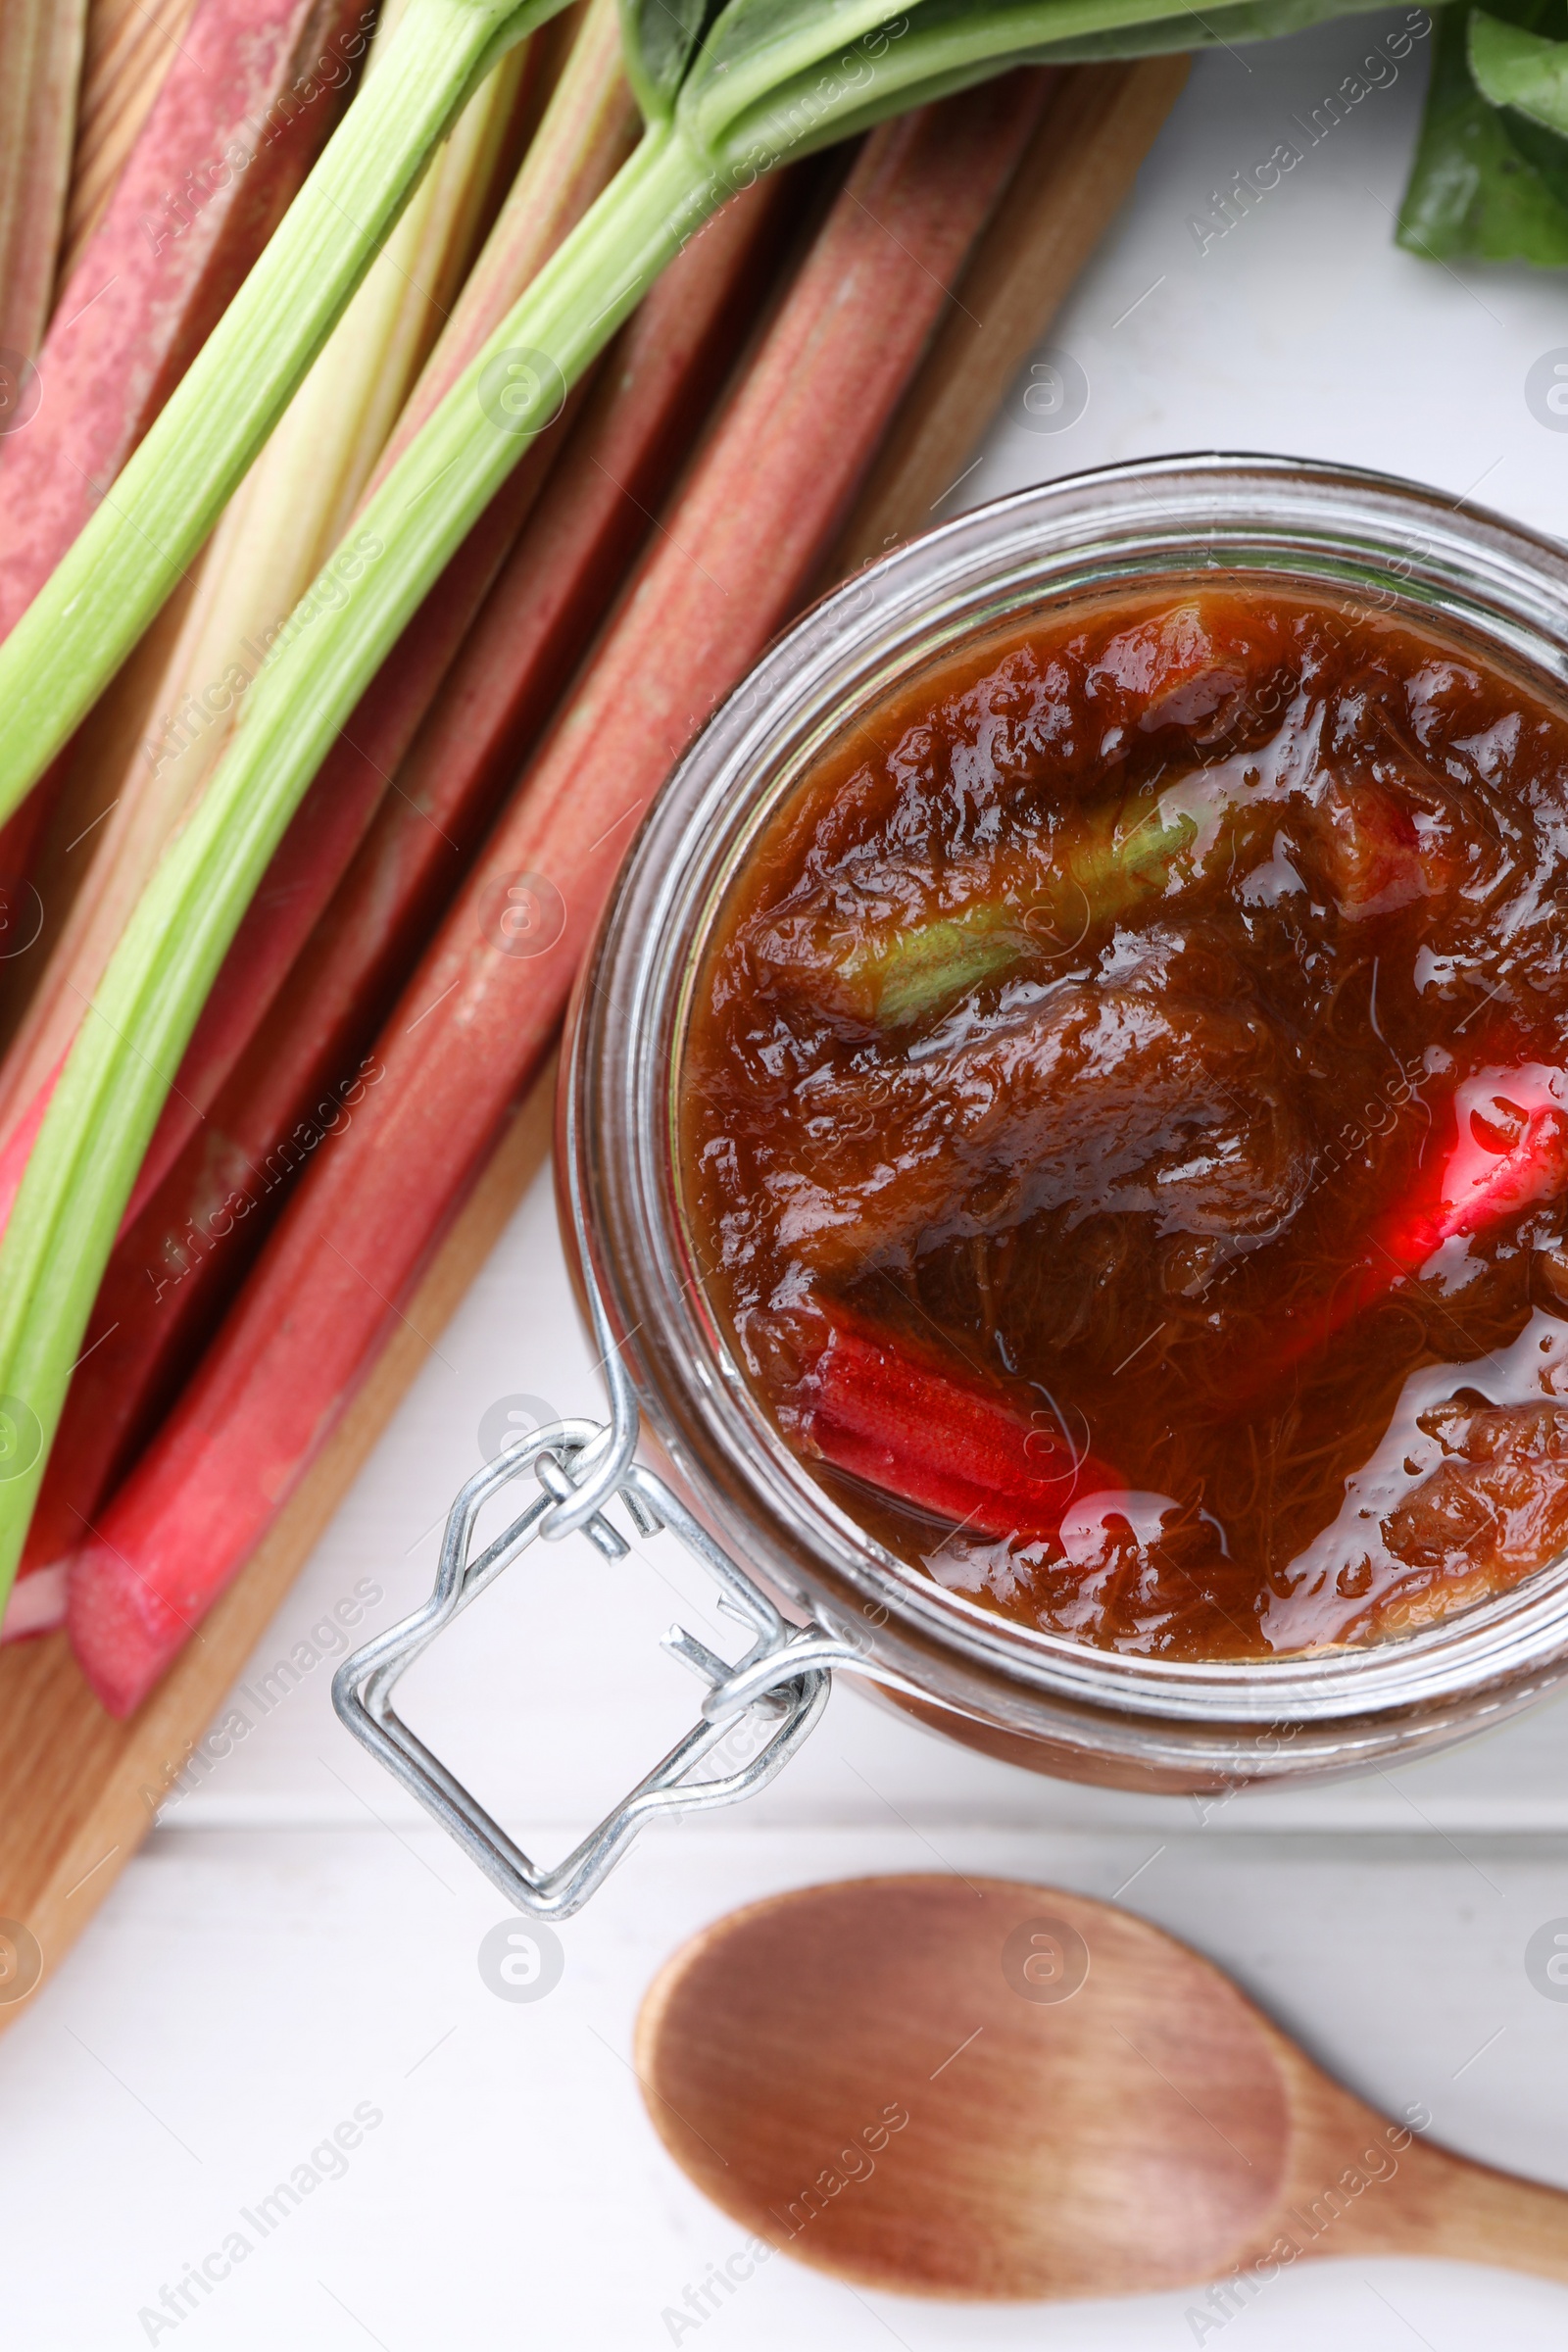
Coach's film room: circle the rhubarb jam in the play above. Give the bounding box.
[679,587,1568,1657]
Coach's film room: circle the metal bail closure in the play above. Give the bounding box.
[332,1414,848,1919]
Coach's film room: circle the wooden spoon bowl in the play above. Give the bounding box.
[636,1875,1568,2301]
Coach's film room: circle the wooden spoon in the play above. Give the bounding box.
[635,1874,1568,2301]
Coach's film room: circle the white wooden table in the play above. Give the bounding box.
[7,21,1568,2346]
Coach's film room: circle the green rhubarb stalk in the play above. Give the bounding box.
[0,4,530,1156]
[0,0,568,826]
[849,802,1199,1026]
[0,122,710,1564]
[0,0,1396,1587]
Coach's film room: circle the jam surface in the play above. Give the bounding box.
[679,586,1568,1656]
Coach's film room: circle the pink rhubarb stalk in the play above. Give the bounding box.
[789,1312,1119,1544]
[0,0,370,920]
[0,0,370,641]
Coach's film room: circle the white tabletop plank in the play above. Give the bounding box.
[7,20,1568,2348]
[5,1824,1568,2348]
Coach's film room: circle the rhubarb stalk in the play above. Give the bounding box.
[831,53,1188,570]
[371,0,637,474]
[787,1312,1119,1544]
[0,0,88,374]
[0,0,375,642]
[18,170,792,1609]
[0,4,532,1153]
[66,76,1052,1709]
[0,0,378,921]
[1296,1065,1568,1369]
[119,0,641,1203]
[0,0,567,801]
[56,0,201,289]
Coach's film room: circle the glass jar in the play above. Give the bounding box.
[563,453,1568,1799]
[337,455,1568,1914]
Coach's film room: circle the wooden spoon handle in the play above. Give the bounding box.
[1357,2135,1568,2285]
[1251,2038,1568,2290]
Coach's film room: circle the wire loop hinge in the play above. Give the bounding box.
[333,1415,863,1919]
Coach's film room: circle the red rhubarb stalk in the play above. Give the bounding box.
[0,11,533,1156]
[67,77,1054,1714]
[1264,1063,1568,1392]
[141,168,798,1203]
[0,0,639,1218]
[0,0,370,911]
[789,1313,1119,1544]
[11,172,793,1615]
[0,1051,62,1237]
[56,0,202,290]
[0,471,541,1245]
[120,0,638,1205]
[0,0,371,641]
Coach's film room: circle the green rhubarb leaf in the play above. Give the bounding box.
[618,0,725,121]
[689,0,1399,169]
[1471,5,1568,126]
[1398,0,1568,264]
[1470,8,1568,205]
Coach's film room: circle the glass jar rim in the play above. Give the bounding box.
[565,451,1568,1734]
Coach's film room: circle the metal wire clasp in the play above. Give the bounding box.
[333,1410,855,1919]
